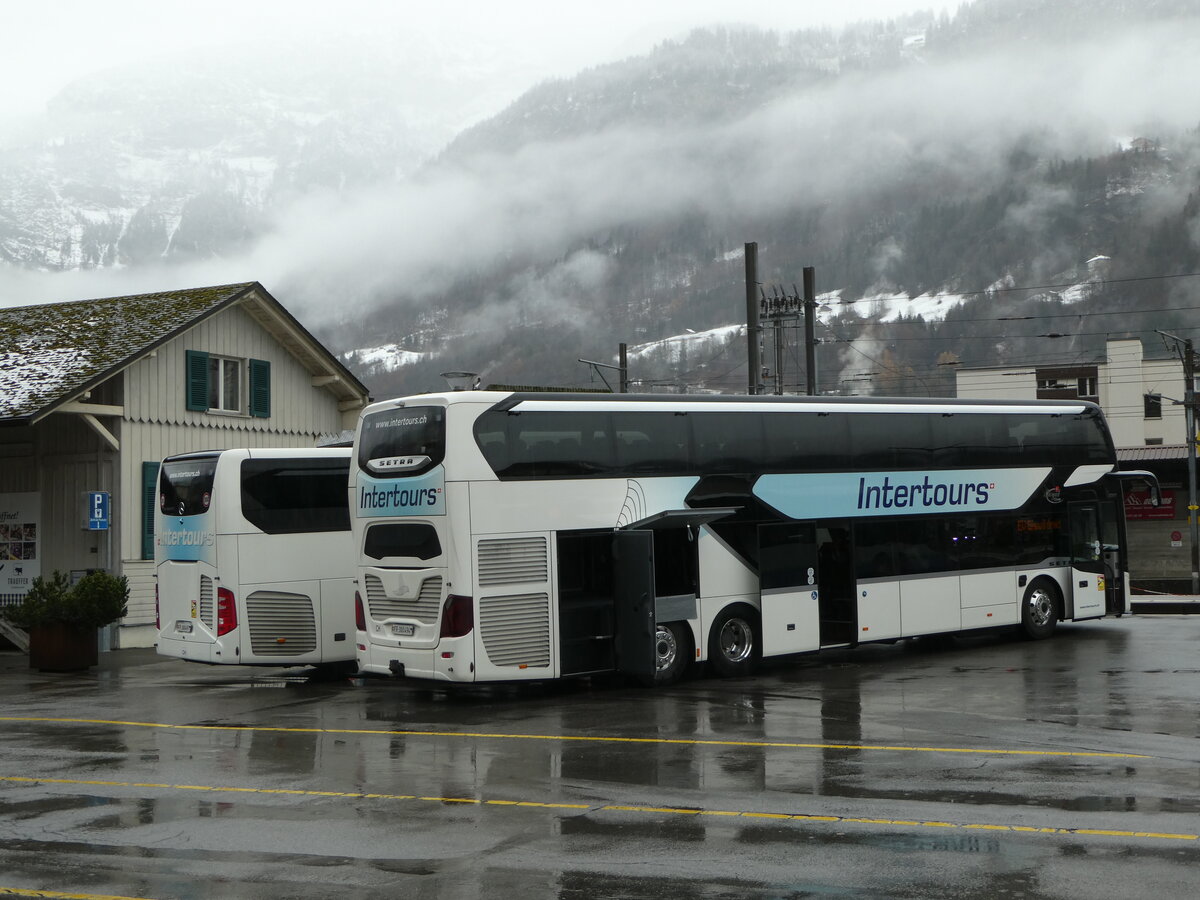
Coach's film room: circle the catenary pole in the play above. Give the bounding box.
[803,266,817,396]
[745,242,760,395]
[1187,339,1199,593]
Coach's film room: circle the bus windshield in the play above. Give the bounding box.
[357,406,445,476]
[159,457,218,517]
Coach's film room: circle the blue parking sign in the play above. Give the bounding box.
[86,491,110,531]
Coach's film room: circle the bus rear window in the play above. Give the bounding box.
[358,406,445,477]
[240,459,351,534]
[364,523,442,560]
[160,458,218,517]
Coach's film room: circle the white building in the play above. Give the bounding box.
[0,282,370,647]
[956,338,1190,449]
[957,338,1192,585]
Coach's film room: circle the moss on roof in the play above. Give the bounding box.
[0,283,256,421]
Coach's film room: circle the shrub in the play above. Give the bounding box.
[1,571,128,631]
[69,571,130,629]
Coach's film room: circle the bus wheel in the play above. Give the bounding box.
[708,604,759,678]
[645,622,690,687]
[1020,579,1060,640]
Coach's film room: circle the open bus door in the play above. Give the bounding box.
[614,508,735,682]
[1068,502,1110,618]
[1104,469,1160,617]
[611,529,657,684]
[1099,499,1126,615]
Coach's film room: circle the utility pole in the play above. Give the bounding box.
[745,242,761,395]
[750,260,820,396]
[803,266,817,396]
[772,289,786,395]
[1158,330,1199,593]
[1187,339,1198,594]
[759,285,801,395]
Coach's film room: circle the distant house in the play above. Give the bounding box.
[0,282,370,647]
[1085,255,1111,279]
[1130,137,1158,153]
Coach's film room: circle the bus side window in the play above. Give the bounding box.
[853,520,897,579]
[478,434,509,475]
[580,431,614,474]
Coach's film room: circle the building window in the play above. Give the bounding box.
[185,350,271,417]
[1145,438,1164,445]
[1144,393,1162,420]
[1077,376,1097,397]
[208,356,242,413]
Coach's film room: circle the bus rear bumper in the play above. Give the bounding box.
[157,635,220,664]
[357,641,472,682]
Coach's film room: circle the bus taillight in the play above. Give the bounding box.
[355,591,366,631]
[216,588,237,636]
[440,595,473,638]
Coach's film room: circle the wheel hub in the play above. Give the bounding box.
[655,626,678,672]
[719,618,752,664]
[1028,589,1054,627]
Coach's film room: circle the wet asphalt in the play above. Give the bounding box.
[1,615,1199,899]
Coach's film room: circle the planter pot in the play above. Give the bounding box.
[28,623,99,672]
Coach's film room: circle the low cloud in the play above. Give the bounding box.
[3,16,1198,340]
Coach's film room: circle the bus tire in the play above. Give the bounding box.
[1020,578,1060,640]
[642,621,691,687]
[707,604,759,678]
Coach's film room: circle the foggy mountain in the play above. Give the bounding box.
[3,0,1200,400]
[0,33,541,268]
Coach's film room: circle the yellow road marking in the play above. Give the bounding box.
[0,888,157,900]
[0,717,1149,760]
[2,775,1196,844]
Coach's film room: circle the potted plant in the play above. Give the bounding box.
[1,571,129,671]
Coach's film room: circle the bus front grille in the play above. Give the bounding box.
[198,575,214,629]
[246,592,318,655]
[478,537,548,586]
[480,592,550,668]
[364,574,442,623]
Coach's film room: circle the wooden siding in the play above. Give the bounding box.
[41,448,117,577]
[124,303,349,436]
[0,429,36,492]
[122,559,155,627]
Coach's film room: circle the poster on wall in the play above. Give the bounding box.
[1125,488,1176,521]
[0,492,41,602]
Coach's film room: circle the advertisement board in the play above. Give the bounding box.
[1125,489,1176,521]
[0,492,41,603]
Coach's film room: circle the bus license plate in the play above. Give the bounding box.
[175,621,193,634]
[391,624,415,637]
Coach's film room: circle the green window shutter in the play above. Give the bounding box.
[249,359,271,418]
[141,461,159,560]
[185,350,210,411]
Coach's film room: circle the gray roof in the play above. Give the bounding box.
[0,282,368,423]
[1117,444,1190,462]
